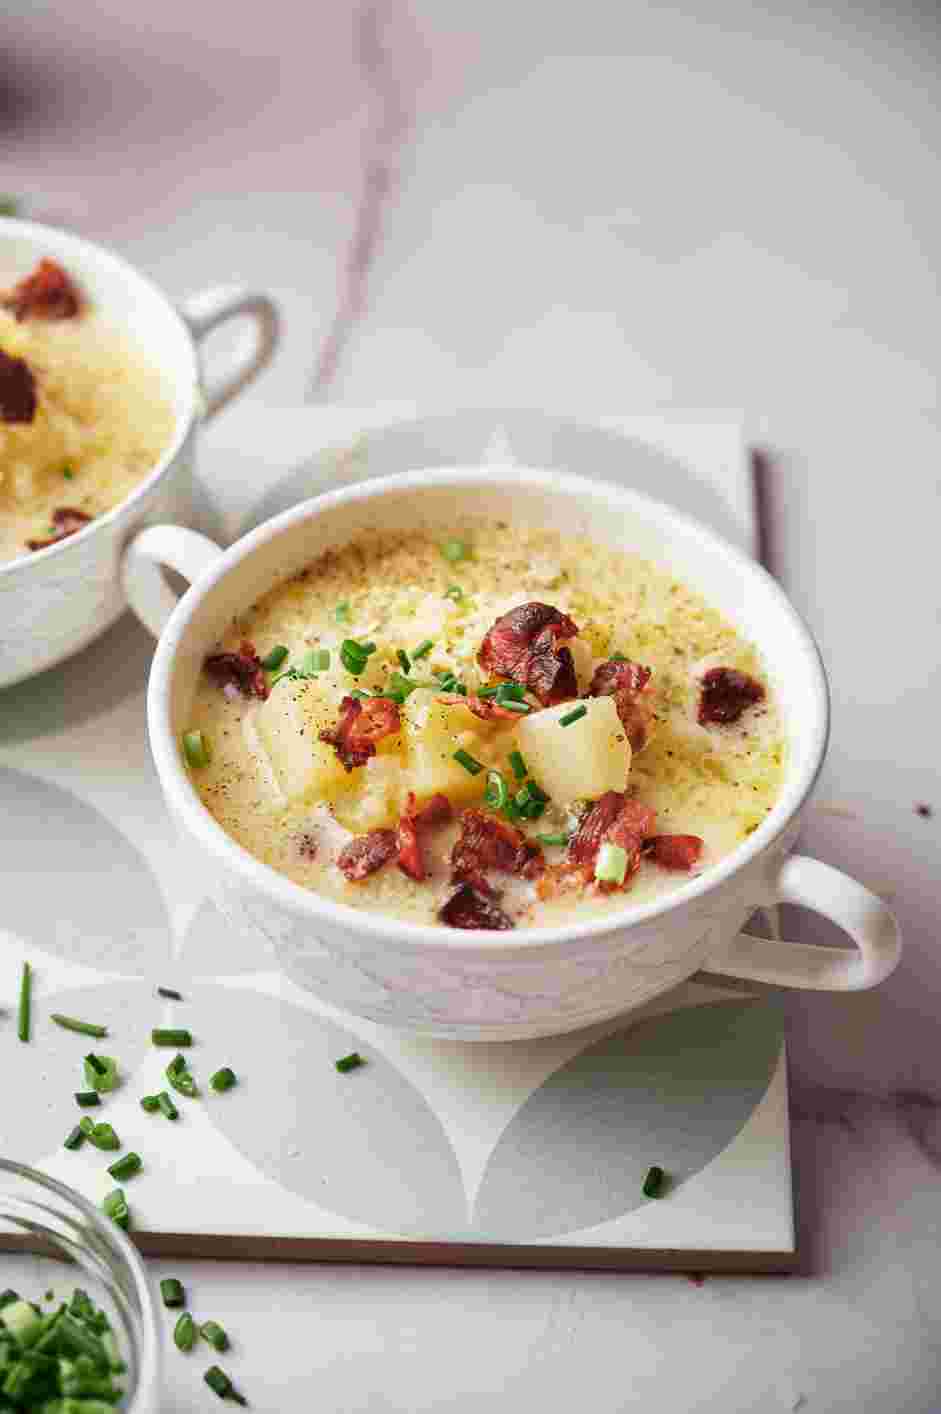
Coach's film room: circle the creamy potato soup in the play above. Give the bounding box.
[0,259,174,563]
[187,524,785,931]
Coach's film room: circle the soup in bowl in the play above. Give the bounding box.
[129,468,901,1041]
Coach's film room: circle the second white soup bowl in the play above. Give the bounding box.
[126,468,901,1042]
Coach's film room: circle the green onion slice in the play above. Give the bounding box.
[595,841,628,885]
[444,584,463,602]
[559,704,587,727]
[440,540,470,563]
[535,831,572,847]
[508,750,528,781]
[642,1164,667,1198]
[335,1052,365,1074]
[210,1067,237,1093]
[140,1095,160,1113]
[157,1091,180,1120]
[181,730,211,769]
[63,1124,86,1152]
[75,1091,101,1108]
[452,748,483,776]
[17,962,30,1043]
[160,1278,185,1309]
[84,1053,119,1092]
[101,1189,130,1230]
[396,648,411,674]
[484,770,509,811]
[51,1013,107,1038]
[259,644,288,671]
[200,1320,229,1352]
[107,1153,142,1182]
[166,1056,198,1098]
[412,639,434,659]
[152,1028,193,1047]
[174,1312,196,1353]
[205,1366,247,1404]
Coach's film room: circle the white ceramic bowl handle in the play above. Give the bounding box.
[178,286,280,419]
[706,854,901,990]
[121,524,223,639]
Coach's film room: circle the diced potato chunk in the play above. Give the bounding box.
[255,676,350,805]
[332,754,405,832]
[401,688,490,805]
[515,695,631,803]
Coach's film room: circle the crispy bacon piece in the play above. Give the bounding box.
[647,834,704,871]
[319,694,400,771]
[567,790,657,887]
[0,348,37,423]
[26,506,92,552]
[450,808,544,892]
[437,693,524,722]
[396,791,453,881]
[477,602,579,706]
[439,883,514,931]
[587,658,654,751]
[337,828,397,881]
[204,640,268,701]
[2,259,82,322]
[698,667,765,726]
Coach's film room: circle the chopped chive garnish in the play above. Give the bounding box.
[152,1028,193,1047]
[107,1152,142,1182]
[610,651,628,662]
[0,1290,19,1310]
[200,1320,230,1352]
[595,841,628,885]
[166,1054,198,1098]
[334,601,351,623]
[453,748,483,776]
[62,466,74,479]
[440,540,470,562]
[484,770,509,811]
[157,986,183,1001]
[497,699,530,713]
[351,688,371,700]
[340,638,375,676]
[335,1052,364,1074]
[642,1164,667,1198]
[444,584,463,602]
[299,647,330,674]
[160,1278,185,1309]
[84,1053,119,1092]
[51,1013,107,1038]
[382,670,417,702]
[102,1189,129,1229]
[535,831,572,847]
[17,961,30,1043]
[495,682,526,702]
[182,730,211,769]
[508,750,528,781]
[75,1091,101,1108]
[559,704,587,727]
[174,1312,196,1353]
[412,639,434,659]
[393,649,410,676]
[140,1094,160,1113]
[157,1090,180,1120]
[259,645,288,672]
[477,685,499,699]
[81,1120,121,1151]
[63,1124,86,1151]
[210,1067,237,1093]
[205,1366,247,1404]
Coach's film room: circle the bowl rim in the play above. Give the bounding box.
[0,1157,161,1410]
[0,217,198,577]
[148,464,830,950]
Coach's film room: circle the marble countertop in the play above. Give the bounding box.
[3,1,941,1409]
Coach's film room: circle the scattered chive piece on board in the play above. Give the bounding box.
[259,644,288,671]
[63,1124,86,1151]
[107,1152,142,1182]
[152,1028,193,1047]
[182,730,211,769]
[75,1091,101,1108]
[642,1165,667,1198]
[559,704,587,727]
[174,1312,196,1352]
[51,1013,107,1038]
[335,1052,365,1074]
[204,1366,247,1404]
[140,1095,161,1113]
[102,1188,130,1229]
[17,962,31,1043]
[200,1320,229,1353]
[84,1053,119,1092]
[157,1091,180,1120]
[160,1278,185,1309]
[210,1067,237,1093]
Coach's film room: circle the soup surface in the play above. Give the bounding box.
[188,523,785,930]
[0,259,174,564]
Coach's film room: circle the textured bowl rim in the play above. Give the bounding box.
[148,465,830,951]
[0,217,198,576]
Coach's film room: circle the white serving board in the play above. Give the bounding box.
[0,407,793,1271]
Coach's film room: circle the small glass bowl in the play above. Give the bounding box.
[0,1159,160,1412]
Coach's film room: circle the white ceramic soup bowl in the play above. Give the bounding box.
[0,219,279,687]
[128,468,901,1042]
